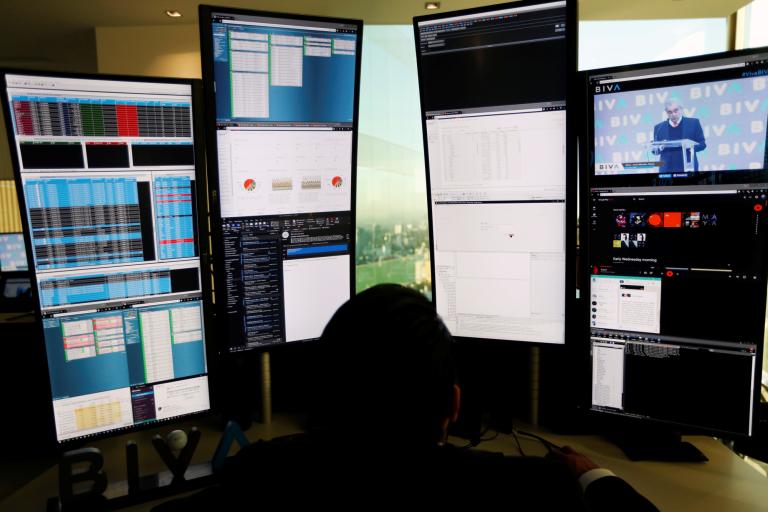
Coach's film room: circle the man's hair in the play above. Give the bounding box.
[665,97,683,109]
[312,284,457,445]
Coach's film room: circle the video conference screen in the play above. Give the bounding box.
[585,48,768,436]
[2,72,211,442]
[589,49,768,187]
[0,233,28,271]
[415,0,569,344]
[200,7,360,351]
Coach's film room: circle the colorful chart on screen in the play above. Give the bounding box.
[2,72,211,443]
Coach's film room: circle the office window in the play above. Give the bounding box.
[579,19,728,71]
[737,0,768,49]
[356,26,430,296]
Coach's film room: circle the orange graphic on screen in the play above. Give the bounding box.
[243,179,256,191]
[663,212,682,228]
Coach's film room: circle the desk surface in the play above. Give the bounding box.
[1,417,766,512]
[474,428,768,511]
[0,311,34,324]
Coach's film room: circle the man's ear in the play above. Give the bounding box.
[450,384,461,422]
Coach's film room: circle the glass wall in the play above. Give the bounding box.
[355,26,430,295]
[579,18,728,70]
[737,0,768,49]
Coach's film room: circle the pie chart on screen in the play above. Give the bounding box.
[243,179,256,191]
[332,176,343,188]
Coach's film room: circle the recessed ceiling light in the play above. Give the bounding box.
[425,2,440,10]
[165,10,183,18]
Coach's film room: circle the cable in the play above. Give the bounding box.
[516,430,563,453]
[509,423,526,457]
[461,419,496,449]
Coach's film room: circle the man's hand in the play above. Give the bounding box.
[546,445,600,478]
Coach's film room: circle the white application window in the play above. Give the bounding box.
[427,109,565,201]
[53,387,134,441]
[270,43,303,87]
[232,73,269,118]
[591,275,661,334]
[591,340,625,409]
[171,304,204,344]
[139,309,175,383]
[154,376,210,420]
[433,202,565,343]
[93,315,126,355]
[218,128,352,217]
[62,318,97,361]
[283,255,350,342]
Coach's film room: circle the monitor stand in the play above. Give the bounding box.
[609,429,709,462]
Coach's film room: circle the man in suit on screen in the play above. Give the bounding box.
[652,97,707,172]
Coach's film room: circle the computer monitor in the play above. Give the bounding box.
[1,70,213,444]
[0,233,27,271]
[414,0,576,344]
[199,6,361,352]
[583,48,768,442]
[3,277,30,299]
[589,47,768,188]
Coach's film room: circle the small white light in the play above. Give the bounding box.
[165,10,183,18]
[425,2,440,10]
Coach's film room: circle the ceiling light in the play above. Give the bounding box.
[165,10,183,18]
[425,2,440,10]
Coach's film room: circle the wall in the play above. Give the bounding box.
[0,29,98,180]
[95,24,200,78]
[0,122,12,180]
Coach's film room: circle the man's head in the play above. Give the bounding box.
[664,97,684,125]
[314,284,459,446]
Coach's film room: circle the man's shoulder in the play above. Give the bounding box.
[683,116,702,127]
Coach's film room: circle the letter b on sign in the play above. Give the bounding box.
[59,448,107,504]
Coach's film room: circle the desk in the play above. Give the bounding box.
[1,417,766,511]
[467,428,768,511]
[0,311,34,324]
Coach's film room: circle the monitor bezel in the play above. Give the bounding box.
[198,4,363,356]
[413,0,578,348]
[0,68,217,449]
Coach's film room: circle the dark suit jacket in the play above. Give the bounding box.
[153,433,658,511]
[652,117,707,172]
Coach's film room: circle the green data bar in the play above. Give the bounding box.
[80,104,105,136]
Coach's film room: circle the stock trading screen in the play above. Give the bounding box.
[415,0,569,344]
[3,73,211,443]
[204,8,359,351]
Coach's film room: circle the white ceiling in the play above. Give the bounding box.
[0,0,753,72]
